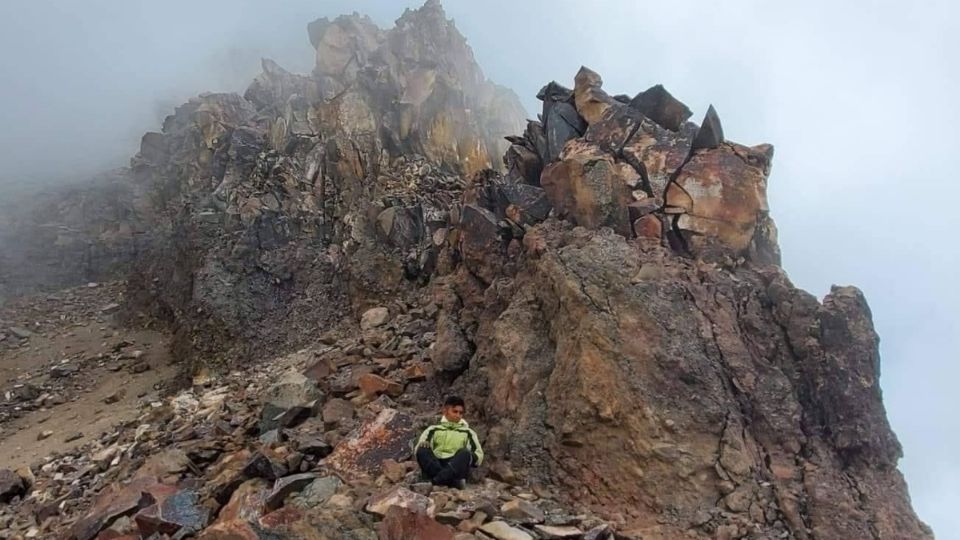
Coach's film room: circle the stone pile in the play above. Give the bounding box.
[450,65,781,288]
[0,309,624,540]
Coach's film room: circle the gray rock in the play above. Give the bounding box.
[361,307,391,331]
[266,473,319,510]
[629,84,692,131]
[479,521,533,540]
[500,500,544,524]
[691,104,724,151]
[0,469,24,503]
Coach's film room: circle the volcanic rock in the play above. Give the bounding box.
[665,142,774,257]
[691,104,725,151]
[366,486,436,517]
[265,473,318,510]
[379,506,455,540]
[215,478,270,524]
[134,488,210,537]
[362,307,391,331]
[0,3,931,540]
[534,524,584,538]
[66,477,165,540]
[573,67,616,125]
[0,469,24,503]
[539,141,632,237]
[322,398,355,427]
[479,521,533,540]
[458,204,505,284]
[325,408,417,477]
[445,221,929,538]
[629,84,693,132]
[358,373,404,398]
[500,499,544,524]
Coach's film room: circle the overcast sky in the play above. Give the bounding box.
[1,0,957,535]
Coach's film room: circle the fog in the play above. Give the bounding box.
[1,0,957,535]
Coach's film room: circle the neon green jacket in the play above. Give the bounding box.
[416,417,484,466]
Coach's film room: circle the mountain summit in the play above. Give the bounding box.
[0,2,930,539]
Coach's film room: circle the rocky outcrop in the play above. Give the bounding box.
[114,1,527,366]
[0,1,929,538]
[422,55,926,539]
[436,222,929,538]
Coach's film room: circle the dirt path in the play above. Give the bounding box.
[0,282,176,469]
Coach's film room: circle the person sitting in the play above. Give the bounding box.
[415,395,484,488]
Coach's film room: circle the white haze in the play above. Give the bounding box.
[1,1,957,536]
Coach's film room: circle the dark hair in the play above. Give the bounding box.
[444,395,465,408]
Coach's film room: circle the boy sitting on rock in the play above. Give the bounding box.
[415,395,484,488]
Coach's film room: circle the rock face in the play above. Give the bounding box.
[0,1,930,539]
[1,0,527,366]
[438,222,929,538]
[120,0,526,366]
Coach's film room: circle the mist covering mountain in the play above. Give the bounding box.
[0,1,956,538]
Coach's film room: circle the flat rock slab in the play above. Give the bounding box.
[500,499,544,524]
[134,488,210,537]
[68,476,165,540]
[265,473,318,510]
[366,486,436,517]
[324,408,416,477]
[535,524,585,538]
[479,521,534,540]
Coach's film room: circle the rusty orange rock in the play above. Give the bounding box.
[574,66,616,125]
[379,506,455,540]
[632,215,663,240]
[665,142,774,257]
[357,373,404,398]
[540,142,632,237]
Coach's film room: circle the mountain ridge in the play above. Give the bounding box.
[0,2,931,538]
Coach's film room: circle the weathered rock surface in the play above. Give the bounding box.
[0,1,930,539]
[379,506,455,540]
[0,469,24,503]
[665,142,775,258]
[440,221,929,538]
[325,408,417,477]
[480,520,534,540]
[540,141,633,237]
[366,486,436,517]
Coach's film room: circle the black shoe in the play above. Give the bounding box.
[455,478,467,489]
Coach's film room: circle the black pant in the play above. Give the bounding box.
[416,447,472,487]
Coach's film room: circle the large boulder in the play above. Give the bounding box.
[260,369,323,433]
[629,84,693,132]
[444,225,930,539]
[539,142,633,237]
[620,116,694,202]
[366,486,436,517]
[458,204,506,284]
[377,206,425,249]
[665,142,774,258]
[539,81,587,164]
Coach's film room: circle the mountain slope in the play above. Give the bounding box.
[0,1,930,539]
